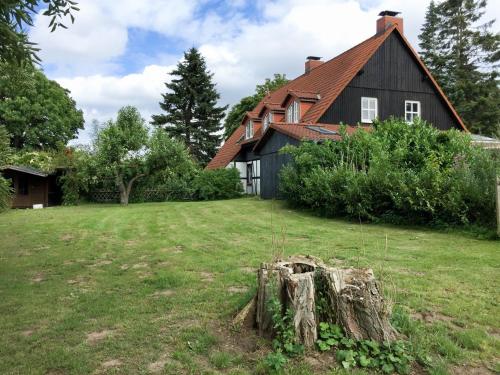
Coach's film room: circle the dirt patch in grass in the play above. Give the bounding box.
[131,262,148,269]
[451,364,494,374]
[88,260,112,268]
[125,240,139,247]
[411,311,457,325]
[240,267,256,274]
[120,264,129,270]
[161,245,185,254]
[60,234,74,242]
[86,329,114,345]
[228,286,249,294]
[156,261,170,267]
[101,359,122,368]
[200,272,215,282]
[21,329,35,337]
[397,268,426,276]
[148,353,170,373]
[153,290,175,297]
[31,272,44,283]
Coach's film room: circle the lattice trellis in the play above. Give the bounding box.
[89,189,177,203]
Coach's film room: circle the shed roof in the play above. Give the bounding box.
[2,165,49,177]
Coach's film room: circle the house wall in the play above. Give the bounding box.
[259,132,300,199]
[319,33,461,130]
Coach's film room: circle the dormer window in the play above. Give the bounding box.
[286,100,300,123]
[245,120,254,139]
[263,112,273,132]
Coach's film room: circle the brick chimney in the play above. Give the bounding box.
[305,56,323,73]
[376,10,403,34]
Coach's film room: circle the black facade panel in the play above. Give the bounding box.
[319,33,460,130]
[258,132,300,199]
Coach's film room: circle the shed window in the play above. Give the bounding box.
[18,175,29,195]
[361,97,378,123]
[405,101,421,123]
[286,100,300,123]
[245,120,254,139]
[263,112,273,132]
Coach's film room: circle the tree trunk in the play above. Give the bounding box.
[241,255,396,349]
[116,176,128,205]
[116,174,145,206]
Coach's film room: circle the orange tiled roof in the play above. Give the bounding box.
[207,25,466,169]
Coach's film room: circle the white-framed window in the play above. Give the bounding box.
[245,120,254,139]
[405,100,421,123]
[361,97,378,123]
[286,100,300,123]
[263,112,273,132]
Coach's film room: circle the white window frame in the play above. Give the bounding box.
[286,100,300,123]
[263,112,273,132]
[361,97,378,123]
[245,120,254,139]
[405,100,421,123]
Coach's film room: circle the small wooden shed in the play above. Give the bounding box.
[1,165,62,208]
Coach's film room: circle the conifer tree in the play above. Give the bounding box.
[419,1,448,90]
[151,48,227,165]
[419,0,500,136]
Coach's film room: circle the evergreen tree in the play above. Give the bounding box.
[223,74,289,139]
[419,1,447,89]
[151,48,227,166]
[418,0,500,136]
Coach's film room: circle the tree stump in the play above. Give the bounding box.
[235,255,397,348]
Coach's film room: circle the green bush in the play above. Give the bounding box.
[280,118,498,228]
[193,167,243,200]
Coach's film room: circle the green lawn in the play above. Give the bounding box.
[0,198,498,375]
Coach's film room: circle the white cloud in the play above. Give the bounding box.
[58,65,175,143]
[31,0,499,144]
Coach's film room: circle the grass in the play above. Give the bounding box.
[0,198,498,374]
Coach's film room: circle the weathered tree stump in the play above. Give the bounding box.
[235,255,396,348]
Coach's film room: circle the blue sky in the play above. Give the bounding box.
[28,0,500,144]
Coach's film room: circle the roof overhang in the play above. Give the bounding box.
[1,165,48,177]
[281,90,321,107]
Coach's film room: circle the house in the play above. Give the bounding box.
[207,11,467,198]
[1,165,63,208]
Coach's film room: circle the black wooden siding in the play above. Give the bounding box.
[259,132,299,199]
[319,33,461,130]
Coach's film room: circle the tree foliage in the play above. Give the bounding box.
[280,118,498,229]
[0,126,13,211]
[0,62,84,149]
[151,48,227,166]
[0,0,79,65]
[419,0,500,136]
[223,73,289,140]
[96,106,196,205]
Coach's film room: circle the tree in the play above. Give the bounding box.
[0,62,84,149]
[418,0,447,87]
[1,0,79,65]
[418,0,500,136]
[96,106,195,205]
[0,126,12,211]
[223,74,289,139]
[151,48,227,166]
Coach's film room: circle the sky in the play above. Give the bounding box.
[28,0,500,144]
